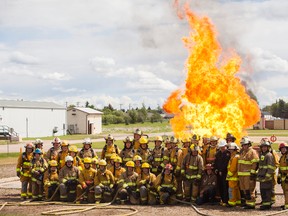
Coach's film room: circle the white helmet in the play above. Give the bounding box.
[65,155,73,162]
[218,139,227,148]
[52,137,61,144]
[83,138,92,144]
[228,142,239,150]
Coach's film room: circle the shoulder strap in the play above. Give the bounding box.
[90,148,95,157]
[114,144,119,154]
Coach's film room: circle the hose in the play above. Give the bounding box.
[47,184,61,202]
[0,202,7,211]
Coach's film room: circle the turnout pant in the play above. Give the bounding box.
[260,181,273,207]
[282,181,288,209]
[20,176,32,199]
[239,176,256,208]
[94,186,113,203]
[159,191,177,205]
[183,179,199,202]
[139,186,157,205]
[228,181,241,206]
[217,173,229,204]
[31,180,43,200]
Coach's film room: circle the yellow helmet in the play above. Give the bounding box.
[61,141,69,147]
[139,137,148,144]
[181,137,191,143]
[126,161,135,168]
[141,162,150,169]
[114,156,122,163]
[104,134,114,141]
[92,158,98,165]
[191,134,200,141]
[83,157,92,164]
[133,155,142,161]
[49,160,58,167]
[190,144,200,152]
[69,145,78,153]
[110,153,118,161]
[154,136,163,142]
[99,159,107,166]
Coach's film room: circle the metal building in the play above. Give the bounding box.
[67,107,103,134]
[0,100,66,139]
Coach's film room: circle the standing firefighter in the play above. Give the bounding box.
[78,138,98,162]
[137,162,157,205]
[181,144,204,202]
[34,139,44,152]
[238,136,259,209]
[120,136,135,164]
[133,128,143,150]
[150,136,165,176]
[181,137,192,164]
[31,148,48,201]
[155,163,177,205]
[45,137,61,162]
[43,160,59,200]
[226,142,241,207]
[94,159,115,204]
[118,161,139,204]
[204,136,219,166]
[59,156,80,202]
[76,157,97,204]
[57,141,70,169]
[136,137,152,163]
[69,145,84,170]
[16,143,34,200]
[278,142,288,210]
[101,134,120,163]
[257,139,276,210]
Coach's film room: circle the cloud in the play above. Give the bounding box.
[52,87,86,93]
[9,51,39,64]
[40,72,71,81]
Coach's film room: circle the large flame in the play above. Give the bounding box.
[163,3,260,141]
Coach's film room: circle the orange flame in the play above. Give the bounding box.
[163,3,260,141]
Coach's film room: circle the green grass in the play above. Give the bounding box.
[22,134,102,141]
[73,140,125,150]
[247,129,288,136]
[0,152,19,158]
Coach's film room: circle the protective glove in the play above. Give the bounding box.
[16,171,21,178]
[250,173,257,180]
[277,176,282,184]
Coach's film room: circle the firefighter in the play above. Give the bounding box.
[133,155,142,175]
[226,142,241,207]
[238,136,259,209]
[16,143,34,200]
[94,159,115,204]
[43,160,59,200]
[201,135,210,165]
[76,157,97,204]
[181,144,204,202]
[31,148,48,201]
[150,136,165,176]
[45,137,61,162]
[191,134,201,148]
[91,158,98,170]
[34,139,44,152]
[257,139,276,210]
[78,138,98,162]
[101,134,120,163]
[137,162,157,205]
[226,133,236,144]
[59,156,80,202]
[107,153,117,172]
[113,156,126,183]
[214,139,230,206]
[57,141,70,169]
[133,128,143,150]
[205,136,219,166]
[118,161,139,204]
[69,145,84,170]
[278,142,288,210]
[181,137,191,162]
[136,137,152,163]
[155,163,177,205]
[196,163,217,205]
[120,136,135,163]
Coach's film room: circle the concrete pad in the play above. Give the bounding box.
[0,177,21,189]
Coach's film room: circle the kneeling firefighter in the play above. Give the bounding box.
[43,160,59,200]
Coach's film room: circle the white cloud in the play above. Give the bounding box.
[40,72,71,81]
[10,51,39,64]
[52,87,86,93]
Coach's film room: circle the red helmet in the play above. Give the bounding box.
[279,142,288,150]
[165,163,173,171]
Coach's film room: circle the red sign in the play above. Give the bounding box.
[270,135,277,142]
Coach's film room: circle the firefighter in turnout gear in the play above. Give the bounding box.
[155,163,177,205]
[91,158,98,170]
[150,136,165,176]
[191,134,201,149]
[69,145,84,171]
[45,137,61,162]
[120,136,135,163]
[238,136,259,209]
[133,155,142,175]
[201,135,210,161]
[204,136,219,166]
[133,128,143,150]
[94,159,115,204]
[257,139,276,210]
[112,156,126,183]
[59,156,80,202]
[278,142,288,210]
[137,162,157,205]
[107,153,117,172]
[226,133,236,144]
[43,160,59,200]
[226,142,241,207]
[78,138,98,162]
[136,137,152,163]
[16,143,34,200]
[31,148,48,201]
[57,141,70,169]
[118,161,140,204]
[101,134,120,163]
[181,144,204,202]
[76,157,97,203]
[181,137,191,162]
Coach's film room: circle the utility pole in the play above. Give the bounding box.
[119,104,123,110]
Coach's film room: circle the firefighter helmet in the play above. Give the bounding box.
[52,137,61,144]
[240,136,252,145]
[65,156,73,162]
[92,158,98,165]
[110,153,118,161]
[114,156,122,163]
[218,139,227,148]
[170,136,179,144]
[228,142,239,150]
[126,161,135,168]
[226,133,236,142]
[104,134,115,141]
[190,144,200,152]
[165,163,173,171]
[134,128,143,135]
[83,138,92,145]
[279,142,288,150]
[49,160,58,167]
[133,155,142,161]
[139,137,148,144]
[99,159,107,166]
[34,148,42,154]
[25,143,34,149]
[260,139,271,147]
[210,136,219,142]
[61,141,69,147]
[34,139,43,145]
[141,162,150,169]
[69,145,78,153]
[155,136,163,142]
[83,157,92,164]
[123,136,133,143]
[205,163,213,170]
[191,134,201,141]
[181,137,191,143]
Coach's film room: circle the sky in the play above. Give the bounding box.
[0,0,287,110]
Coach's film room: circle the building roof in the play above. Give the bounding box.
[0,99,65,109]
[73,107,103,115]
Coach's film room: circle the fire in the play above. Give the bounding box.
[163,3,260,141]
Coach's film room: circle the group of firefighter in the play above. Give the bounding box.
[16,129,288,210]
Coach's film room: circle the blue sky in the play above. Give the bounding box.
[0,0,287,109]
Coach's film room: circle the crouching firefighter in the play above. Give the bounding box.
[76,157,97,203]
[43,160,59,200]
[118,161,140,204]
[155,163,177,205]
[59,156,80,202]
[137,162,157,205]
[94,159,115,204]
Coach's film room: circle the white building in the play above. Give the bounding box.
[0,100,66,138]
[67,107,103,134]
